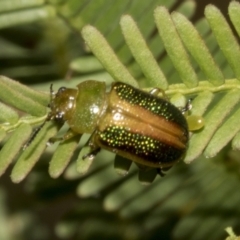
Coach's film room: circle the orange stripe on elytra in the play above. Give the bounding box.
[105,90,187,141]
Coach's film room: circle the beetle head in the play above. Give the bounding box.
[48,85,77,123]
[23,85,77,150]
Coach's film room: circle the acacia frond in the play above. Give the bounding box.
[0,1,240,239]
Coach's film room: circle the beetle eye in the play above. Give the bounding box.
[55,112,64,120]
[58,87,66,94]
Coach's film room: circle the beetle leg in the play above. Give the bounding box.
[48,129,80,145]
[157,168,165,177]
[63,129,80,141]
[149,88,167,99]
[157,166,172,177]
[47,136,63,145]
[82,147,100,160]
[82,130,101,160]
[181,98,192,114]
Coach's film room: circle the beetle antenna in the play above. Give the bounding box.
[23,84,54,150]
[50,84,54,99]
[23,122,44,150]
[22,112,53,150]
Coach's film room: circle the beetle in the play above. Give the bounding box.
[39,80,191,175]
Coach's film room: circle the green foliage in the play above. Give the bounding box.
[0,0,240,239]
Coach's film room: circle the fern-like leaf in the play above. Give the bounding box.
[1,1,240,240]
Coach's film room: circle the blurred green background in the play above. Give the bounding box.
[0,0,239,240]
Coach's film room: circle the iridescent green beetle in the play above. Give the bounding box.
[45,80,192,175]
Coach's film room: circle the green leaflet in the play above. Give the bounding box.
[1,1,240,240]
